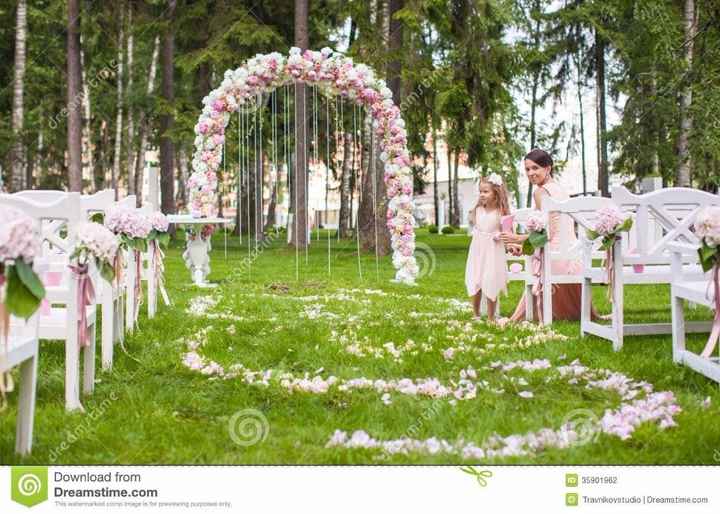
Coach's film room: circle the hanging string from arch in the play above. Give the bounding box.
[325,92,331,276]
[245,106,251,267]
[370,114,380,281]
[240,107,243,245]
[337,97,343,242]
[353,101,362,281]
[293,82,299,281]
[258,92,264,253]
[272,90,278,235]
[304,85,310,265]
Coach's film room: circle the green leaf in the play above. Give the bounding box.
[698,246,718,273]
[522,239,534,256]
[157,232,170,248]
[587,229,599,240]
[619,217,633,232]
[15,260,46,300]
[527,230,548,249]
[5,265,43,319]
[100,260,115,283]
[90,212,104,224]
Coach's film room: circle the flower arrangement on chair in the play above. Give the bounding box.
[693,206,720,359]
[104,207,152,326]
[0,206,45,321]
[521,212,549,315]
[0,206,45,409]
[586,206,633,302]
[147,212,171,307]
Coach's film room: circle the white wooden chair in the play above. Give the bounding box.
[138,205,159,320]
[538,195,615,325]
[82,191,128,370]
[581,186,720,350]
[2,193,97,411]
[13,189,126,371]
[1,313,40,454]
[504,208,536,320]
[670,242,719,383]
[107,196,142,335]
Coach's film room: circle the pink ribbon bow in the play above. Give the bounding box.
[69,264,95,348]
[153,242,170,306]
[531,248,544,318]
[701,264,720,359]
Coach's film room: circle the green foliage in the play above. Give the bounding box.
[522,229,548,255]
[4,261,45,319]
[441,225,455,234]
[427,224,439,234]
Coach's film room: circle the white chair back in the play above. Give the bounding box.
[612,186,720,263]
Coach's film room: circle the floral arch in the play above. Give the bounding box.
[187,47,418,284]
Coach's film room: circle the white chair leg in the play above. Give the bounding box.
[612,243,624,352]
[148,255,157,319]
[126,253,136,333]
[525,282,534,321]
[15,348,38,455]
[671,287,686,363]
[83,323,96,395]
[581,276,592,337]
[65,333,82,411]
[542,250,552,325]
[102,292,114,371]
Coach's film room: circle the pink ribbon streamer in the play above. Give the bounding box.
[134,250,143,323]
[605,246,615,303]
[69,264,95,348]
[0,275,7,346]
[531,248,544,318]
[701,264,720,359]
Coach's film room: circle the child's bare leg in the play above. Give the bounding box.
[486,298,497,321]
[471,293,482,317]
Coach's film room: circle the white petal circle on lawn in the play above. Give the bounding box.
[188,47,418,284]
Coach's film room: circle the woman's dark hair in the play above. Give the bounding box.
[524,148,553,173]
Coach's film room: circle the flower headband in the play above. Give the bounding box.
[485,173,503,187]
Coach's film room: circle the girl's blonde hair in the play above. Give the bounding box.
[469,178,511,225]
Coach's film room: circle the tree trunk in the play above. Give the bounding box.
[126,3,136,196]
[432,124,439,225]
[175,147,187,210]
[338,132,352,238]
[525,1,542,207]
[133,36,160,206]
[676,0,696,186]
[67,0,83,192]
[291,0,309,249]
[451,150,460,226]
[80,37,95,191]
[112,9,124,198]
[446,146,453,225]
[264,175,277,232]
[159,0,176,225]
[595,29,609,196]
[576,49,587,195]
[10,0,27,192]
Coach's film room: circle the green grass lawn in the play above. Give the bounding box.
[1,228,719,464]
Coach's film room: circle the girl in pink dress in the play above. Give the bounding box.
[465,174,511,321]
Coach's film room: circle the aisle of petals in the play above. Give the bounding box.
[179,287,682,461]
